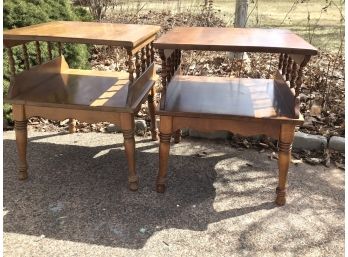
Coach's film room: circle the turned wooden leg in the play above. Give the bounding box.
[121,113,138,191]
[276,124,295,206]
[157,116,173,193]
[147,87,158,141]
[15,120,28,180]
[173,129,181,144]
[69,118,76,133]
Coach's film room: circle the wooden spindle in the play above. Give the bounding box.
[146,44,151,67]
[150,42,155,63]
[159,49,167,110]
[278,53,284,70]
[167,56,172,82]
[127,51,134,82]
[35,41,42,64]
[176,49,181,68]
[290,62,298,88]
[171,52,176,76]
[47,42,53,60]
[286,57,293,81]
[173,50,177,70]
[7,48,16,76]
[295,56,311,96]
[22,44,30,70]
[282,54,288,75]
[135,51,141,78]
[58,42,63,56]
[141,47,146,72]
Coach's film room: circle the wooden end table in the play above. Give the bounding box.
[4,21,160,191]
[153,27,318,205]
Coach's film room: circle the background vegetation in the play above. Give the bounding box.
[3,0,92,123]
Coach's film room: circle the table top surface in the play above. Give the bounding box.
[4,21,161,48]
[154,27,318,55]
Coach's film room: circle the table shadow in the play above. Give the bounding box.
[4,136,276,249]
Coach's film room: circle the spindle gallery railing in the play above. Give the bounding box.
[6,41,155,82]
[278,53,311,118]
[158,49,181,110]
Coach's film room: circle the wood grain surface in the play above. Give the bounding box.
[154,27,318,55]
[4,21,160,48]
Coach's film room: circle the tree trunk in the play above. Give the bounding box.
[234,0,248,28]
[230,0,249,59]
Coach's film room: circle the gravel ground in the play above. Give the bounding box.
[3,131,344,257]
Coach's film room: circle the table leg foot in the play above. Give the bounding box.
[275,187,286,206]
[128,175,139,191]
[18,165,28,180]
[156,184,166,193]
[276,124,295,206]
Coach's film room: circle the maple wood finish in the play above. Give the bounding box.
[4,21,160,191]
[154,27,317,205]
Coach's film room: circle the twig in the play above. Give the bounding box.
[128,3,147,23]
[279,0,299,26]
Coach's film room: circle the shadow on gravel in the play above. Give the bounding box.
[4,135,341,251]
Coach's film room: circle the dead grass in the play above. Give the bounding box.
[110,0,344,52]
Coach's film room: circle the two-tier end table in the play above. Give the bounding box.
[153,27,317,205]
[4,21,160,191]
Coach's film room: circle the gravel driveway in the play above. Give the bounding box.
[3,131,344,257]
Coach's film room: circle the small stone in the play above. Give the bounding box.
[305,157,322,165]
[139,228,146,234]
[291,159,303,165]
[293,132,327,151]
[269,152,278,160]
[106,124,121,133]
[329,136,345,152]
[59,119,69,126]
[135,119,147,136]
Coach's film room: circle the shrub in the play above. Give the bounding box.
[3,0,93,124]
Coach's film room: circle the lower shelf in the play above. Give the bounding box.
[7,56,156,112]
[161,75,298,121]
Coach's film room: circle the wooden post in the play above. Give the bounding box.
[13,104,28,180]
[276,124,295,206]
[22,44,30,70]
[35,41,42,64]
[135,51,141,78]
[157,116,173,193]
[127,50,134,82]
[141,47,146,72]
[147,87,158,141]
[159,49,167,110]
[47,41,53,60]
[58,42,63,56]
[146,44,151,67]
[7,47,16,76]
[150,42,155,63]
[121,113,138,191]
